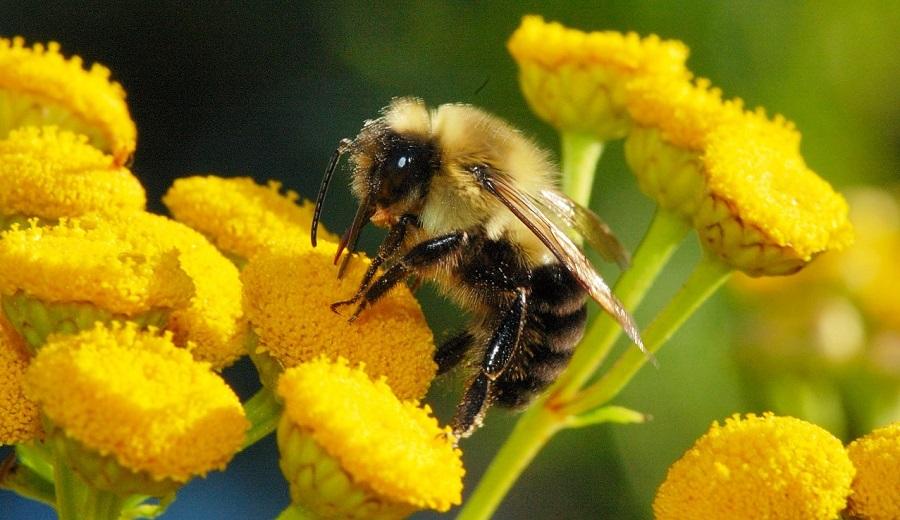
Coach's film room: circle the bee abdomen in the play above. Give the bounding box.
[492,263,588,409]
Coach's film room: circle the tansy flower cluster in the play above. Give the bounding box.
[508,16,852,277]
[654,413,899,520]
[0,36,458,520]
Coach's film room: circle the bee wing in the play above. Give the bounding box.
[477,169,646,353]
[536,189,630,269]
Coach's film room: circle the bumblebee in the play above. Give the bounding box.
[312,98,644,438]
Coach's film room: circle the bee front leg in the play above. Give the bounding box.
[344,231,467,321]
[331,215,418,314]
[435,331,474,375]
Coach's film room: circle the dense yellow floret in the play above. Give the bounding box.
[103,212,246,369]
[654,413,854,520]
[0,126,145,222]
[23,324,247,483]
[0,315,40,444]
[241,240,435,400]
[0,37,136,163]
[696,114,853,275]
[0,218,193,316]
[163,175,339,262]
[508,15,690,139]
[278,358,463,515]
[846,422,900,520]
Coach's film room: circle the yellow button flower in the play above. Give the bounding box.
[241,240,435,400]
[277,357,463,518]
[696,114,853,276]
[0,218,194,348]
[654,413,854,520]
[0,314,40,444]
[0,126,145,226]
[0,37,136,164]
[508,15,689,140]
[163,175,339,264]
[624,77,749,218]
[23,323,248,494]
[104,212,247,369]
[846,421,900,520]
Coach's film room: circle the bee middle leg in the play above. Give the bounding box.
[452,287,528,438]
[342,231,466,321]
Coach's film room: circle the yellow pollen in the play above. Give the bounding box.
[0,218,194,316]
[241,240,436,400]
[654,413,854,520]
[278,357,464,512]
[0,37,136,163]
[0,314,40,444]
[846,421,900,520]
[23,323,247,482]
[0,126,145,221]
[507,15,690,139]
[163,175,339,262]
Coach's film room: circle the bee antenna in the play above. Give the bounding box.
[312,138,352,247]
[472,75,490,97]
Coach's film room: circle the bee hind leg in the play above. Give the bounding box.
[435,331,474,375]
[451,288,528,438]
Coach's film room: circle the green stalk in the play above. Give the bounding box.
[560,132,604,207]
[15,442,55,483]
[276,504,317,520]
[565,254,732,416]
[456,208,687,520]
[82,487,125,520]
[553,209,689,402]
[0,458,56,506]
[241,385,282,450]
[53,440,83,520]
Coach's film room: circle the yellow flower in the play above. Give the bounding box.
[241,240,435,400]
[23,323,247,494]
[104,212,247,369]
[0,218,193,348]
[846,421,900,520]
[163,175,339,264]
[0,37,136,164]
[625,77,756,218]
[654,413,854,520]
[0,314,40,444]
[0,126,145,226]
[507,15,689,140]
[277,357,463,518]
[695,114,853,275]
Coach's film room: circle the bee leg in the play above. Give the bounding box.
[331,215,417,312]
[348,231,466,321]
[435,331,474,375]
[452,372,492,439]
[482,288,528,380]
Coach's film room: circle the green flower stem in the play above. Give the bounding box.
[241,385,282,450]
[554,208,689,401]
[458,209,688,520]
[82,487,125,520]
[565,254,732,417]
[456,401,564,520]
[560,132,605,207]
[0,456,56,506]
[276,504,317,520]
[15,442,55,482]
[53,440,83,520]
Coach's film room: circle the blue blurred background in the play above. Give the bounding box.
[1,1,898,518]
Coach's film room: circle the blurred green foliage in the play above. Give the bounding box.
[1,2,897,518]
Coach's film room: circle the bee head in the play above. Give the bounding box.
[363,133,440,225]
